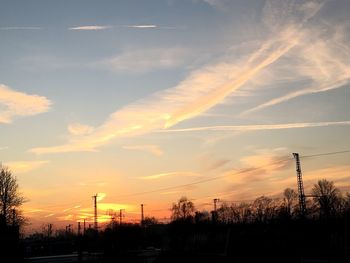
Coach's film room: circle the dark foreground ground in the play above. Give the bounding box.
[3,219,350,263]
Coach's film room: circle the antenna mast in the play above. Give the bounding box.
[293,153,306,216]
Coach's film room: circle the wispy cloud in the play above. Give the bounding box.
[198,153,231,171]
[68,123,95,136]
[122,144,163,156]
[126,24,157,29]
[62,205,81,213]
[44,213,55,218]
[157,120,350,133]
[223,150,292,186]
[243,3,350,114]
[68,24,159,31]
[139,172,199,180]
[0,84,51,124]
[68,25,111,31]
[0,146,8,150]
[96,192,107,202]
[30,29,300,154]
[99,47,190,74]
[30,0,323,154]
[4,160,49,174]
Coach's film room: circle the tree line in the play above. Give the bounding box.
[170,179,350,224]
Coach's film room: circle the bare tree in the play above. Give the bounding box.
[171,196,195,221]
[142,216,158,226]
[252,196,277,222]
[283,188,298,217]
[311,179,341,218]
[216,202,234,223]
[0,165,25,226]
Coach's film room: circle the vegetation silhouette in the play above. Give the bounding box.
[0,165,26,262]
[3,166,350,262]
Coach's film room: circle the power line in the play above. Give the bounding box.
[301,150,350,158]
[26,149,350,212]
[111,157,292,200]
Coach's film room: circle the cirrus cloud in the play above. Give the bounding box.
[68,25,112,31]
[30,0,327,155]
[4,160,50,174]
[0,84,51,124]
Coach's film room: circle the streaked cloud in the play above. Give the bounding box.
[223,150,292,186]
[100,47,190,74]
[44,213,55,218]
[244,13,350,114]
[30,0,324,154]
[4,160,49,174]
[96,192,107,202]
[62,205,81,212]
[68,25,111,31]
[98,202,128,210]
[68,24,159,31]
[126,24,157,29]
[139,172,199,180]
[68,123,95,136]
[122,144,163,156]
[198,153,230,171]
[0,146,8,150]
[30,28,300,154]
[158,120,350,133]
[24,208,45,214]
[0,84,51,124]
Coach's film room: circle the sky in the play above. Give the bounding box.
[1,0,350,232]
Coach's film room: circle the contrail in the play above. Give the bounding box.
[159,120,350,133]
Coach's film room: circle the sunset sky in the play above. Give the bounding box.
[1,0,350,232]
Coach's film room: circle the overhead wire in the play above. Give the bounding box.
[27,149,350,212]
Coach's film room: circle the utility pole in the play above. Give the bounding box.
[293,153,307,217]
[48,223,52,238]
[77,222,82,263]
[66,224,72,234]
[83,218,86,236]
[92,194,98,230]
[78,222,81,236]
[141,204,144,225]
[213,198,220,211]
[119,209,124,225]
[212,198,220,223]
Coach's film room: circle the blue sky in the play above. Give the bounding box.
[1,0,350,230]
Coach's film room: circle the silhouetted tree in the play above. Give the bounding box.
[0,165,25,226]
[311,179,341,218]
[143,216,158,226]
[341,192,350,218]
[283,188,298,218]
[171,196,195,221]
[236,202,253,223]
[217,203,234,223]
[252,196,277,223]
[195,211,210,223]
